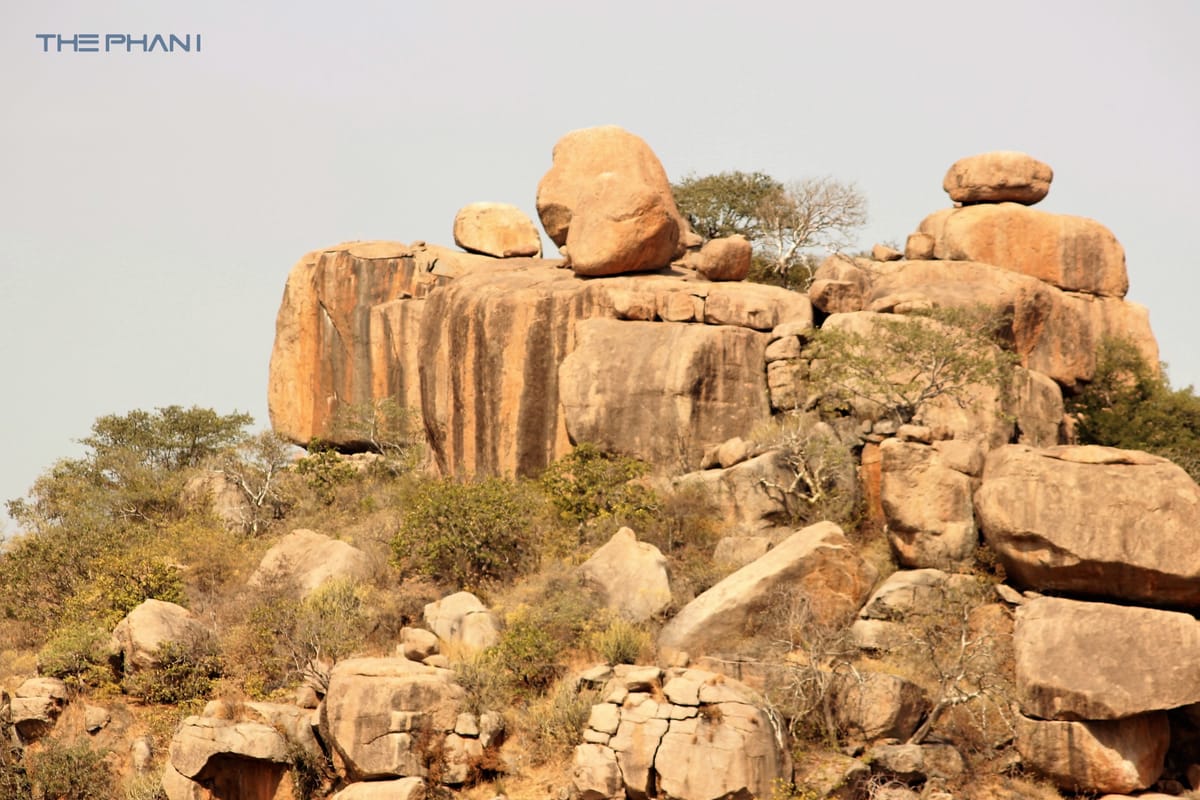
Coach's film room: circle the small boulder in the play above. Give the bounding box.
[423,591,500,651]
[453,202,542,258]
[111,599,211,672]
[685,235,752,281]
[330,778,426,800]
[943,151,1053,206]
[833,671,928,742]
[872,243,903,262]
[578,527,671,622]
[249,529,375,598]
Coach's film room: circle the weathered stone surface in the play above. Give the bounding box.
[181,470,252,531]
[578,527,671,622]
[943,152,1053,206]
[572,743,624,800]
[1015,597,1200,719]
[917,203,1127,297]
[453,202,541,258]
[578,669,790,800]
[423,592,499,651]
[568,173,680,276]
[111,599,210,672]
[872,243,903,261]
[834,671,928,742]
[826,256,1157,390]
[659,522,877,656]
[703,282,812,330]
[240,701,322,759]
[673,450,795,534]
[320,657,464,780]
[684,235,752,281]
[249,528,374,597]
[976,445,1200,604]
[880,438,978,569]
[535,125,684,251]
[330,778,426,800]
[904,232,935,260]
[859,569,978,621]
[11,677,68,743]
[560,319,770,470]
[268,241,492,447]
[169,716,290,779]
[865,743,964,782]
[1016,712,1168,794]
[399,627,440,662]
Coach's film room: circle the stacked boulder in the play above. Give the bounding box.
[975,444,1200,794]
[268,125,813,475]
[571,665,791,800]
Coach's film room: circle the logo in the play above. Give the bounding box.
[36,33,202,53]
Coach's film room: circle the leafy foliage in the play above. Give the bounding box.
[672,170,867,291]
[330,397,423,470]
[1069,337,1200,480]
[806,307,1016,425]
[538,443,656,531]
[25,740,115,800]
[123,638,222,705]
[391,477,547,587]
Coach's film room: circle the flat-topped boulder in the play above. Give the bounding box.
[1015,596,1200,720]
[976,444,1200,605]
[917,203,1128,298]
[943,151,1053,206]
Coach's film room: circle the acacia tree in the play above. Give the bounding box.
[672,171,867,290]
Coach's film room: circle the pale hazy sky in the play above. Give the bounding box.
[2,1,1197,533]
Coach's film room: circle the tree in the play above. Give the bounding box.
[750,413,859,527]
[806,307,1016,426]
[216,430,297,534]
[1069,337,1200,480]
[672,171,867,290]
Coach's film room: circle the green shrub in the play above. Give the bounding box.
[1070,336,1200,481]
[391,477,546,587]
[36,623,116,690]
[590,618,650,665]
[538,443,656,530]
[526,680,598,765]
[294,444,358,505]
[26,740,115,800]
[124,638,222,705]
[0,743,32,800]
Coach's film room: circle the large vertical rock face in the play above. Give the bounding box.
[267,241,502,447]
[559,319,770,469]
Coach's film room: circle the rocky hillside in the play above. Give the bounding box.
[3,128,1195,800]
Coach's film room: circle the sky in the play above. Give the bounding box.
[1,0,1197,534]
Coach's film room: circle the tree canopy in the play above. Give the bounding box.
[672,170,867,290]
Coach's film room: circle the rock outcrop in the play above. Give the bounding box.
[976,445,1200,605]
[423,592,500,652]
[1015,713,1169,795]
[658,522,876,657]
[111,599,211,672]
[1015,596,1200,720]
[572,665,790,800]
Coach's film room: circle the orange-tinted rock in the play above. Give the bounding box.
[918,203,1128,297]
[943,151,1053,205]
[1016,713,1168,795]
[452,202,542,258]
[566,173,679,276]
[683,234,751,281]
[536,125,684,249]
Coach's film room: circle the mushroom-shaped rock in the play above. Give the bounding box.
[943,151,1053,206]
[658,521,877,656]
[11,677,68,743]
[167,716,292,800]
[111,599,211,672]
[578,527,671,622]
[453,202,542,258]
[330,778,427,800]
[249,528,375,597]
